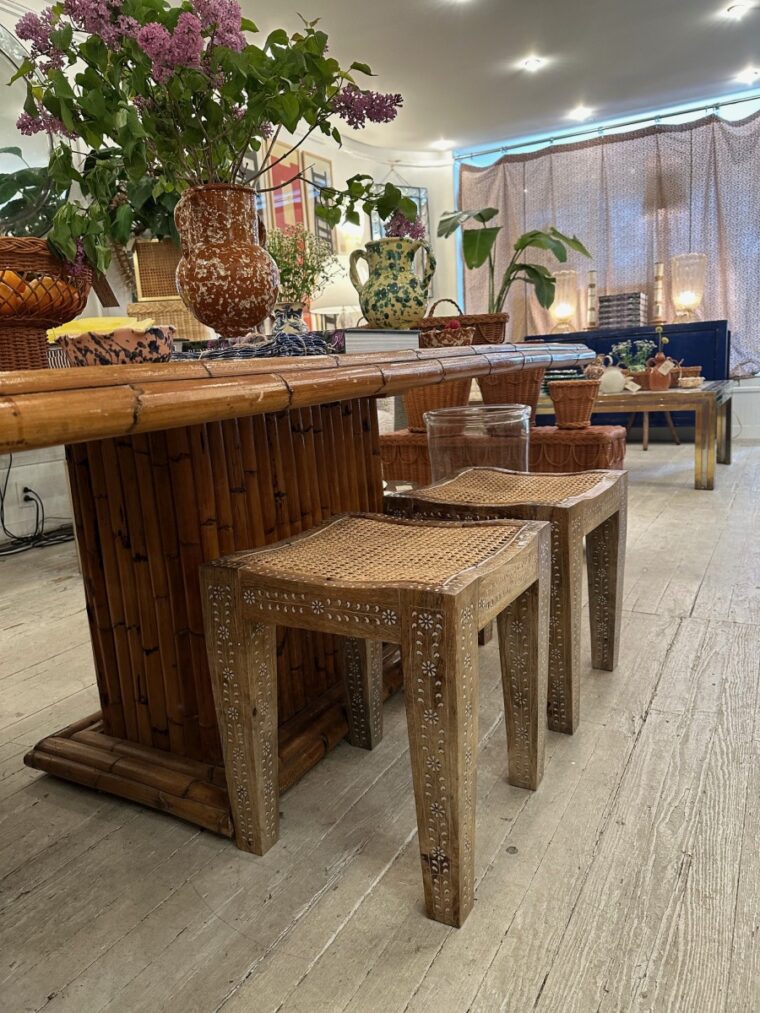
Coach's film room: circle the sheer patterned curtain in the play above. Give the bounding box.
[459,108,760,369]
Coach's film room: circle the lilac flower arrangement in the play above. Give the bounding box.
[13,2,414,271]
[384,210,426,241]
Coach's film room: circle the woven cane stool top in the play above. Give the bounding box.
[240,514,531,588]
[414,467,609,507]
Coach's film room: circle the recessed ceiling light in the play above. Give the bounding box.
[520,56,545,72]
[430,138,456,151]
[723,2,755,18]
[567,104,595,121]
[736,65,760,83]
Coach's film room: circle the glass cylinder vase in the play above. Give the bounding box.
[423,404,531,482]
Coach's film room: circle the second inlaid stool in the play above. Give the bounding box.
[388,468,627,734]
[201,513,550,927]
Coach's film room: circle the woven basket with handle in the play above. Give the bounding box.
[0,237,92,371]
[418,298,508,345]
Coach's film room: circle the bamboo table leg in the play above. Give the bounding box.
[717,398,732,465]
[694,400,718,490]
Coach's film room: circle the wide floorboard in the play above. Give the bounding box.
[1,440,758,1013]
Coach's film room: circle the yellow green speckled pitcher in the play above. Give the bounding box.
[349,237,436,329]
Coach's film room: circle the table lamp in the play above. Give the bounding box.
[549,270,578,332]
[310,255,362,327]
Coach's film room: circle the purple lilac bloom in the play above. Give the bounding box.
[259,121,273,139]
[68,238,87,276]
[16,108,77,139]
[137,14,204,83]
[63,0,139,49]
[332,85,402,129]
[194,0,245,52]
[384,210,425,240]
[16,7,65,68]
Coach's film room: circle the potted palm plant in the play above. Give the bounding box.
[15,4,415,335]
[436,208,591,342]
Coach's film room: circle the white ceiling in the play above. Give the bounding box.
[246,0,760,151]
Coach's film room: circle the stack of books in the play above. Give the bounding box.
[342,328,420,354]
[598,292,649,328]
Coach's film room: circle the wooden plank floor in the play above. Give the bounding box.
[1,441,758,1013]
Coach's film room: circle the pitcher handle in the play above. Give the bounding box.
[349,248,368,298]
[602,353,614,367]
[412,240,437,292]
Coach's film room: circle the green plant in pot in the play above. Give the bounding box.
[15,3,416,335]
[437,208,591,340]
[266,224,338,335]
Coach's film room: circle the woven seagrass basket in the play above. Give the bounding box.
[133,239,182,300]
[127,298,213,343]
[548,379,601,430]
[404,378,473,432]
[419,299,508,345]
[0,237,92,371]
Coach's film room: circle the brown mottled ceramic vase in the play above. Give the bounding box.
[174,183,279,337]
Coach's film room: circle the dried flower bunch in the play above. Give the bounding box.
[14,2,415,270]
[266,225,338,305]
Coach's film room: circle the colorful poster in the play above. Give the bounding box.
[302,152,336,251]
[265,142,307,230]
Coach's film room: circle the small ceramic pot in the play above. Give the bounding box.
[271,302,308,337]
[548,378,601,430]
[56,325,175,366]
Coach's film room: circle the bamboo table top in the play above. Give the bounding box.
[0,343,594,453]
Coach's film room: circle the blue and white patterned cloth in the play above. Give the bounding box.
[173,333,331,361]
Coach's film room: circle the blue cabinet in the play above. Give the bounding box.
[530,320,730,432]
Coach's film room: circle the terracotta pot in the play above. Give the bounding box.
[174,184,279,337]
[56,325,175,366]
[349,237,436,328]
[548,379,601,430]
[477,366,546,426]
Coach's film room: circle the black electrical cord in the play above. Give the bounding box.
[0,454,74,556]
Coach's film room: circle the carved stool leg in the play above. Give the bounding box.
[201,566,279,855]
[401,593,479,927]
[496,561,549,791]
[340,637,384,749]
[586,504,627,671]
[546,516,583,734]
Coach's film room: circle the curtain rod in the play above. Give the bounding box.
[455,93,760,163]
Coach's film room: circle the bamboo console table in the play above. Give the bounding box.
[536,380,735,490]
[0,343,594,837]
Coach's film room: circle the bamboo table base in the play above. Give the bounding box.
[25,400,395,831]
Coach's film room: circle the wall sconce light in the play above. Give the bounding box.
[671,253,707,320]
[550,270,578,331]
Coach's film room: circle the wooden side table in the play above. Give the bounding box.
[536,381,735,489]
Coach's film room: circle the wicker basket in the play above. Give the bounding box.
[133,239,182,300]
[419,299,509,345]
[404,378,472,432]
[548,379,601,430]
[419,325,475,349]
[127,298,213,343]
[478,366,546,425]
[0,237,92,371]
[670,364,702,388]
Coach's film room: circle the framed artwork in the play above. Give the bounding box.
[264,141,307,230]
[301,151,336,251]
[239,149,269,230]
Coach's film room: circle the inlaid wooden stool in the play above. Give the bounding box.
[201,513,550,927]
[388,468,627,735]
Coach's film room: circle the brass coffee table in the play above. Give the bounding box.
[537,380,735,490]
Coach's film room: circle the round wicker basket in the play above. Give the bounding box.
[548,379,601,430]
[404,378,473,433]
[418,299,508,345]
[478,366,546,425]
[0,237,93,370]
